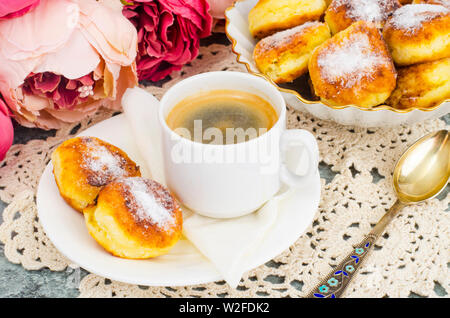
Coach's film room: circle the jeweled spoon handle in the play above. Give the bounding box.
[306,200,405,298]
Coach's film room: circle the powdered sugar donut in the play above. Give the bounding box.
[51,137,141,212]
[387,57,450,109]
[309,21,397,107]
[325,0,401,34]
[383,4,450,65]
[253,22,331,83]
[248,0,327,38]
[84,177,182,259]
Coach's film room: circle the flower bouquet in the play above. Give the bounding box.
[0,0,234,159]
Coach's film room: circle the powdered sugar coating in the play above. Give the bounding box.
[388,4,449,33]
[331,0,399,24]
[426,0,450,10]
[121,177,177,231]
[257,21,322,51]
[79,137,129,186]
[317,32,387,89]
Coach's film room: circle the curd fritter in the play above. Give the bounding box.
[84,177,182,259]
[309,21,397,107]
[248,0,327,38]
[325,0,401,34]
[51,137,141,212]
[386,57,450,109]
[383,4,450,65]
[253,22,331,83]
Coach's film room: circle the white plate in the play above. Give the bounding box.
[37,114,320,286]
[225,0,450,127]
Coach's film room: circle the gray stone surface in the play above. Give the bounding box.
[0,248,84,298]
[0,106,448,298]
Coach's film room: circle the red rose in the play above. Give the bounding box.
[122,0,212,81]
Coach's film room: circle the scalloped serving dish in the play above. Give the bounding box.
[225,0,450,127]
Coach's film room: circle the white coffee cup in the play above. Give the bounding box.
[159,72,319,218]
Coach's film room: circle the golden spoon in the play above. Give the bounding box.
[307,129,450,298]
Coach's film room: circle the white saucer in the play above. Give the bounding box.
[37,114,320,286]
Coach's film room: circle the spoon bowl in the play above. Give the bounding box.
[394,130,450,203]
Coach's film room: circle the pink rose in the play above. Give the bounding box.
[207,0,235,19]
[0,0,138,129]
[122,0,212,82]
[0,0,40,20]
[0,97,13,161]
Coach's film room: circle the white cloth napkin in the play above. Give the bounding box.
[122,87,292,288]
[122,87,166,186]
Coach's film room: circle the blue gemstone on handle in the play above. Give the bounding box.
[351,256,360,264]
[365,243,370,247]
[335,270,342,275]
[314,293,325,298]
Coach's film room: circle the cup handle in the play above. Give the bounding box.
[279,129,319,188]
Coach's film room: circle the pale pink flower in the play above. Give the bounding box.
[0,0,138,129]
[207,0,235,19]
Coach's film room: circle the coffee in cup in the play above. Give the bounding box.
[165,89,278,145]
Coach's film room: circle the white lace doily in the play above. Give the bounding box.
[0,42,448,298]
